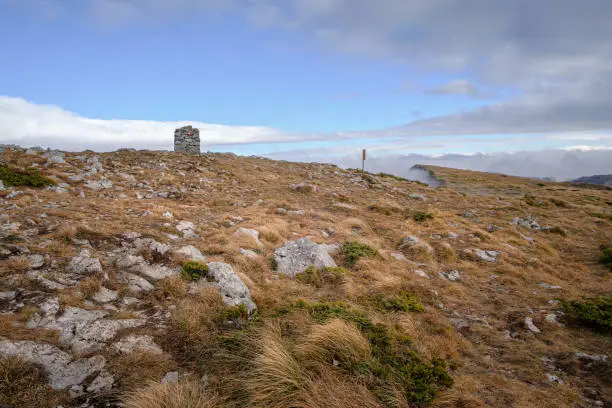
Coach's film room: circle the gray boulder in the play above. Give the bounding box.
[111,334,163,354]
[195,262,257,313]
[273,238,337,277]
[68,249,102,275]
[0,339,105,390]
[174,245,206,262]
[474,249,500,263]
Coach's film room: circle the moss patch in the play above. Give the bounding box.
[0,166,55,187]
[600,247,612,271]
[297,266,348,287]
[342,242,379,267]
[562,296,612,334]
[182,261,209,282]
[412,211,434,222]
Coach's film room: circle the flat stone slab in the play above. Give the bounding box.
[273,238,337,277]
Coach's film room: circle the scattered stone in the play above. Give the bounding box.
[512,217,541,230]
[87,370,115,393]
[273,238,337,277]
[474,249,500,263]
[27,254,45,269]
[390,252,407,261]
[575,353,608,362]
[195,262,257,313]
[175,245,206,262]
[234,227,261,245]
[276,208,288,215]
[414,269,429,278]
[134,237,170,257]
[0,291,17,301]
[290,182,317,193]
[123,273,155,293]
[546,373,564,385]
[68,249,103,275]
[398,235,420,250]
[539,282,562,290]
[84,179,113,190]
[0,339,105,390]
[487,225,502,232]
[440,270,461,281]
[525,317,541,333]
[93,287,119,303]
[44,151,66,164]
[163,211,173,218]
[409,193,426,201]
[447,232,458,239]
[133,263,180,281]
[161,371,179,384]
[239,248,260,259]
[112,334,163,355]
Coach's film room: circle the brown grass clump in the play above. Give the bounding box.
[154,274,189,300]
[431,242,457,264]
[5,256,32,272]
[124,379,217,408]
[247,325,306,408]
[0,356,67,407]
[298,367,382,408]
[108,352,176,391]
[300,319,371,368]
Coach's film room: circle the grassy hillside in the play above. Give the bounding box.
[0,148,610,408]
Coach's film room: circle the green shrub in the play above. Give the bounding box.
[562,297,612,333]
[0,166,55,187]
[376,172,406,181]
[182,261,209,281]
[342,242,379,267]
[368,292,425,313]
[412,211,434,222]
[297,266,348,287]
[600,247,612,271]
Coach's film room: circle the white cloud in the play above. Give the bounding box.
[0,96,299,151]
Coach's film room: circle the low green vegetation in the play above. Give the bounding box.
[412,211,434,222]
[591,212,612,221]
[376,172,406,181]
[601,247,612,271]
[562,296,612,333]
[0,165,55,188]
[367,291,425,313]
[282,300,453,405]
[181,261,209,282]
[342,242,379,267]
[297,266,348,287]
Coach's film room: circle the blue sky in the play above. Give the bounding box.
[1,0,612,178]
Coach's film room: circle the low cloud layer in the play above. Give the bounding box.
[267,149,612,181]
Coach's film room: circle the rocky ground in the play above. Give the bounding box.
[0,146,610,408]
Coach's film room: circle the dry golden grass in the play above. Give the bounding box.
[299,319,371,367]
[0,357,67,407]
[108,352,176,391]
[298,367,382,408]
[5,256,31,272]
[247,324,306,408]
[124,380,217,408]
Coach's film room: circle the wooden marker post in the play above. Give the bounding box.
[362,149,366,173]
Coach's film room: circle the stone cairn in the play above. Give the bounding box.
[174,125,200,154]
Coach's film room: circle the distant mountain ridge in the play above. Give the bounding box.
[572,174,612,186]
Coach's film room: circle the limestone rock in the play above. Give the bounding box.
[84,179,113,190]
[175,245,206,262]
[474,249,500,263]
[197,262,257,313]
[525,317,541,333]
[440,270,461,281]
[112,334,163,354]
[0,339,105,390]
[273,238,337,277]
[123,273,155,293]
[68,249,103,275]
[93,287,119,303]
[27,254,45,269]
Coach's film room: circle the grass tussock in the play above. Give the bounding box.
[0,165,55,187]
[109,352,176,391]
[124,380,217,408]
[0,356,66,407]
[248,325,305,408]
[300,319,372,368]
[412,211,434,222]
